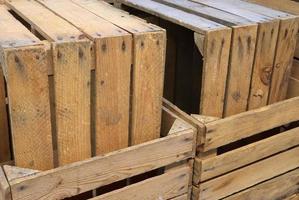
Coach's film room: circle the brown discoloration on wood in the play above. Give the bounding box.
[3,46,54,170]
[52,41,92,166]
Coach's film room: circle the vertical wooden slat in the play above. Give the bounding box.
[0,65,10,163]
[52,41,92,166]
[4,46,54,170]
[131,31,166,145]
[269,18,299,103]
[95,36,131,154]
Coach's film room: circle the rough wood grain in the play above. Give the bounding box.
[3,46,54,170]
[8,129,194,200]
[90,165,190,200]
[0,65,10,163]
[194,127,299,183]
[199,147,299,200]
[203,96,299,151]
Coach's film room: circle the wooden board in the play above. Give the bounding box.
[198,146,299,200]
[0,65,10,163]
[223,168,299,200]
[287,77,299,98]
[203,96,299,151]
[292,59,299,79]
[0,167,11,200]
[7,129,194,200]
[2,46,54,170]
[194,126,299,183]
[90,165,190,200]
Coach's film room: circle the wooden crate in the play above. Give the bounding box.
[189,96,299,200]
[0,102,196,200]
[0,0,166,170]
[116,0,298,118]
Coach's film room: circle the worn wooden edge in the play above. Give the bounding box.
[89,164,191,200]
[197,146,299,200]
[0,166,11,200]
[203,96,299,151]
[194,127,299,183]
[223,167,299,200]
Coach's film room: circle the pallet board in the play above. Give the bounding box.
[0,104,196,200]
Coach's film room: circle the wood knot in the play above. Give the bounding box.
[260,67,272,85]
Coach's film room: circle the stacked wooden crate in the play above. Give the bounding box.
[244,0,299,98]
[0,0,198,199]
[115,0,299,199]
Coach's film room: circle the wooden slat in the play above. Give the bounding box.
[89,165,190,200]
[3,165,39,183]
[170,194,188,200]
[194,127,299,183]
[287,77,299,98]
[199,146,299,200]
[52,41,92,165]
[0,167,11,200]
[118,0,227,34]
[269,17,299,103]
[196,29,231,117]
[2,46,54,170]
[7,0,94,165]
[223,168,299,200]
[0,65,10,163]
[292,59,299,80]
[203,96,299,151]
[8,129,194,200]
[130,32,166,144]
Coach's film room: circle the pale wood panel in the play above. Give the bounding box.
[223,168,299,200]
[0,6,40,49]
[3,46,54,170]
[199,147,299,200]
[9,129,194,200]
[90,165,190,200]
[131,32,166,144]
[269,18,299,103]
[197,28,231,117]
[195,127,299,183]
[117,0,226,34]
[0,167,11,200]
[0,66,10,162]
[203,96,299,151]
[52,41,92,165]
[224,25,257,116]
[94,37,131,154]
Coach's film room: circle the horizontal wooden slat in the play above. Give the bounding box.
[90,165,190,200]
[118,0,227,34]
[8,129,194,200]
[194,127,299,183]
[223,168,299,200]
[199,146,299,200]
[203,96,299,151]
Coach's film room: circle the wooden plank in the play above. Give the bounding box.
[89,165,190,200]
[170,194,188,200]
[117,0,227,34]
[130,32,166,144]
[196,29,231,117]
[0,65,10,163]
[223,168,299,200]
[292,59,299,80]
[224,25,257,116]
[7,0,93,165]
[3,165,39,183]
[52,41,92,165]
[194,127,299,183]
[287,77,299,98]
[0,6,40,49]
[199,146,299,200]
[203,96,299,151]
[269,17,299,103]
[2,46,54,170]
[0,167,11,200]
[8,129,194,200]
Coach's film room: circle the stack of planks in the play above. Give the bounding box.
[117,0,299,118]
[0,0,166,170]
[244,0,299,98]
